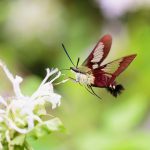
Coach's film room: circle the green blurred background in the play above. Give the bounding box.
[0,0,150,149]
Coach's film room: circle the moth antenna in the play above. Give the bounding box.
[76,57,80,68]
[62,43,76,67]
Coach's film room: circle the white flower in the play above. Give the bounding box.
[0,61,63,149]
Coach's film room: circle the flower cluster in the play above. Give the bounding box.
[0,61,63,150]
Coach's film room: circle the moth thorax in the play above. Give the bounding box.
[75,73,94,85]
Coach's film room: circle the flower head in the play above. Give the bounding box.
[0,61,63,149]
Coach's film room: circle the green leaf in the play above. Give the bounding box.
[11,134,25,146]
[27,118,64,140]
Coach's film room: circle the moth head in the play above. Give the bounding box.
[70,67,79,73]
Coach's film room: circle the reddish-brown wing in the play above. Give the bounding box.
[82,34,112,69]
[91,54,136,87]
[101,54,136,76]
[93,54,136,86]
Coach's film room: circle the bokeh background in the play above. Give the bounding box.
[0,0,150,149]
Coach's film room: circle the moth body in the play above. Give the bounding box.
[70,67,94,85]
[63,34,136,97]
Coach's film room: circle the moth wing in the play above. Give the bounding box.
[101,54,137,82]
[82,34,112,69]
[91,54,136,87]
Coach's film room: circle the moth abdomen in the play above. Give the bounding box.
[106,84,124,97]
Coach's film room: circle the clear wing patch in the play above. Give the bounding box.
[92,63,98,69]
[91,42,104,63]
[101,58,123,74]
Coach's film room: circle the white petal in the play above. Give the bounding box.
[0,109,5,114]
[5,130,10,143]
[0,61,24,98]
[31,68,59,100]
[0,96,7,106]
[45,93,61,109]
[0,142,3,149]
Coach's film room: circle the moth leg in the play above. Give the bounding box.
[68,77,82,86]
[88,85,102,99]
[64,77,83,86]
[69,77,77,83]
[78,82,83,87]
[54,76,77,86]
[54,78,69,86]
[84,85,95,96]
